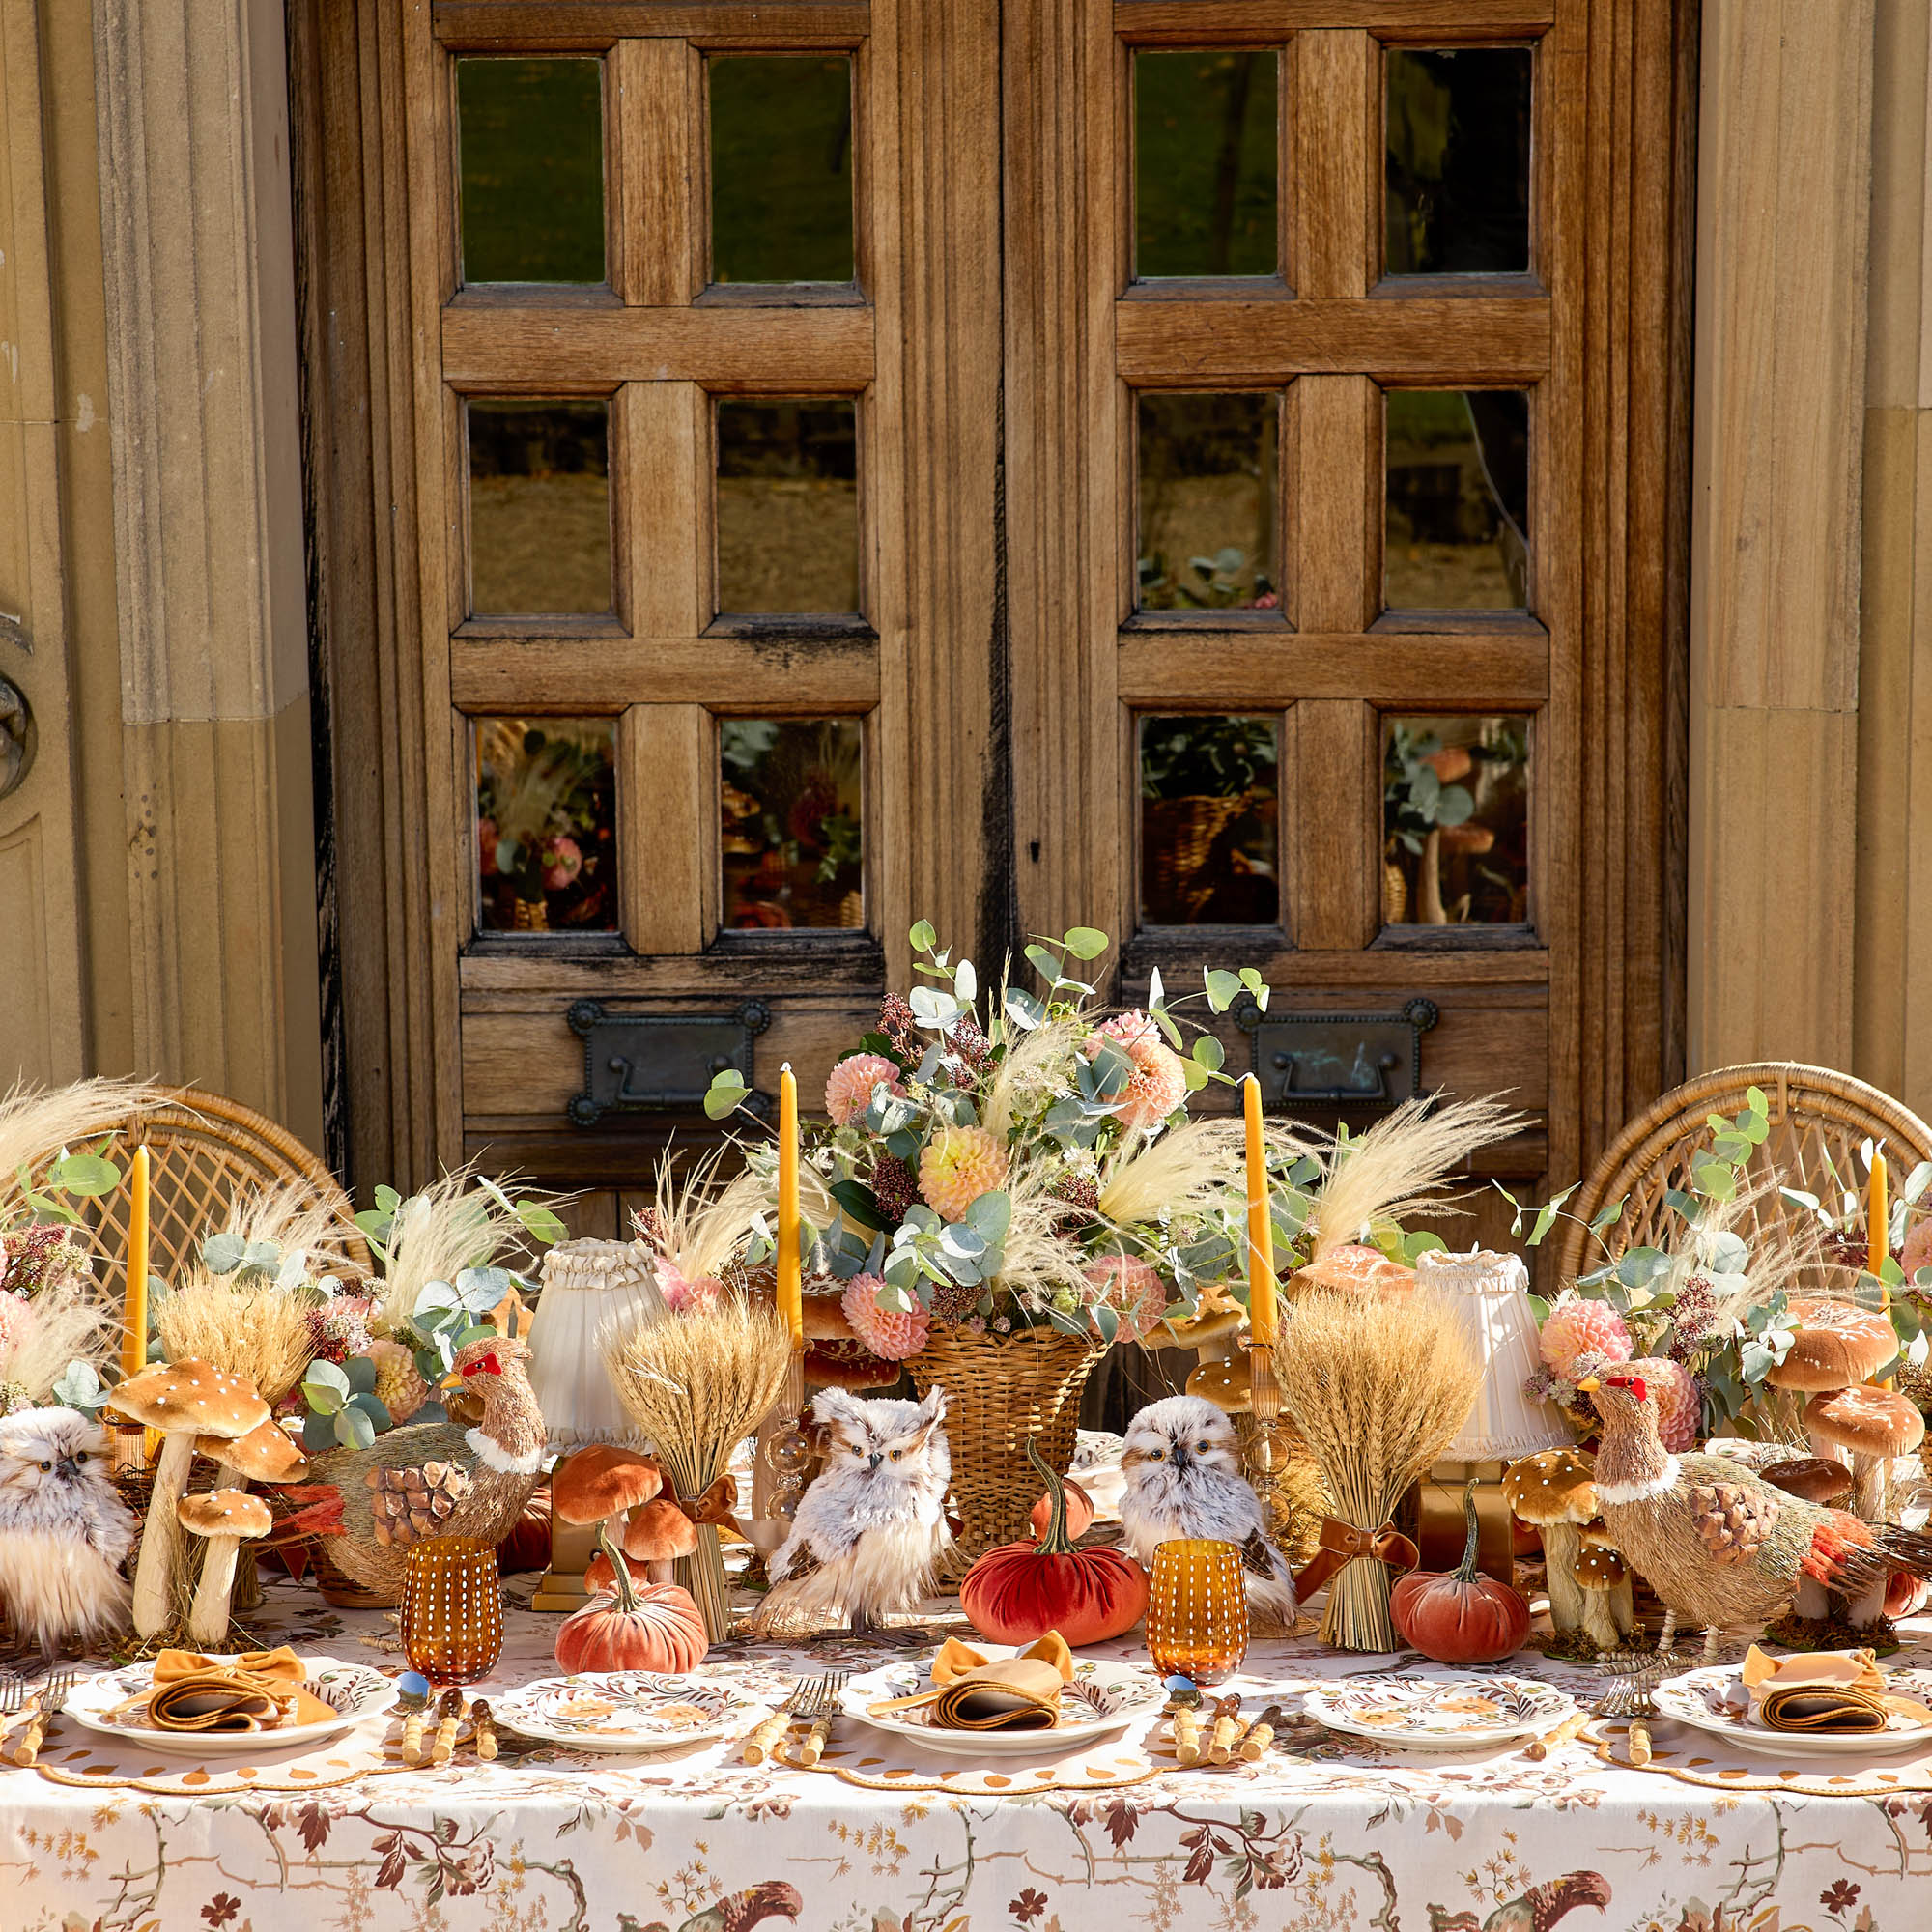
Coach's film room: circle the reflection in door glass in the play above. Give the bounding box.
[709,57,855,284]
[1139,715,1279,925]
[474,717,617,932]
[1385,47,1532,276]
[1383,389,1528,611]
[468,400,611,617]
[458,59,605,284]
[1382,715,1529,926]
[716,399,860,614]
[721,719,865,930]
[1137,393,1280,612]
[1134,51,1279,278]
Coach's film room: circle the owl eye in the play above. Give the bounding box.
[889,1449,901,1463]
[1147,1448,1164,1461]
[72,1452,87,1464]
[37,1461,50,1472]
[1197,1441,1210,1453]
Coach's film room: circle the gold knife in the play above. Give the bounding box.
[430,1688,464,1766]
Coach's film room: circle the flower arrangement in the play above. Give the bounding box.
[1510,1086,1810,1440]
[696,923,1275,1348]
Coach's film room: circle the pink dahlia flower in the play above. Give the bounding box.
[1624,1354,1700,1453]
[0,1291,35,1352]
[1538,1295,1633,1379]
[541,833,583,891]
[1090,1010,1188,1130]
[654,1256,723,1313]
[919,1125,1009,1222]
[825,1053,903,1126]
[841,1273,930,1360]
[1083,1254,1169,1343]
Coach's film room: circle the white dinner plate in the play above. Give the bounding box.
[1302,1672,1575,1750]
[1651,1665,1932,1758]
[838,1651,1163,1758]
[60,1656,396,1757]
[493,1667,772,1752]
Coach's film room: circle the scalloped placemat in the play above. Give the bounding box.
[1588,1719,1932,1797]
[799,1721,1165,1795]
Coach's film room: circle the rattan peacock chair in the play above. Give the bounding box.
[29,1087,368,1300]
[1552,1062,1932,1290]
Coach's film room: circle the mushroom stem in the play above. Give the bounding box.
[1542,1521,1588,1631]
[1417,828,1448,923]
[1793,1577,1831,1620]
[1578,1585,1620,1651]
[132,1433,195,1638]
[1851,1452,1889,1522]
[185,1535,241,1647]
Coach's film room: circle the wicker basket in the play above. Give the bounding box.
[907,1327,1105,1577]
[1141,795,1249,922]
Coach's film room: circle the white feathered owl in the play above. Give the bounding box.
[1120,1395,1298,1626]
[751,1385,952,1634]
[0,1407,137,1659]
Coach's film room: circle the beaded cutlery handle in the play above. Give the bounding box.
[743,1709,793,1765]
[795,1713,834,1768]
[401,1707,428,1765]
[1172,1708,1203,1766]
[1525,1708,1591,1761]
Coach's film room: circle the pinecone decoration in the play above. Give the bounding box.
[1689,1480,1776,1567]
[871,1153,918,1225]
[945,1017,994,1075]
[929,1277,985,1324]
[879,992,919,1056]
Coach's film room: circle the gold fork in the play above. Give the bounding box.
[791,1670,849,1768]
[13,1668,74,1767]
[743,1676,818,1766]
[0,1672,26,1755]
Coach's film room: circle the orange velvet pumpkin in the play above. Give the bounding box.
[554,1527,709,1674]
[1389,1483,1531,1664]
[961,1440,1149,1647]
[1029,1475,1095,1543]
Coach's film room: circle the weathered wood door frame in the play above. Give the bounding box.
[290,0,1694,1206]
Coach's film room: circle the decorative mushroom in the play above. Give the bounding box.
[198,1417,310,1490]
[588,1496,702,1592]
[1805,1384,1925,1525]
[1767,1299,1898,1403]
[107,1359,270,1638]
[1185,1348,1251,1413]
[177,1490,274,1647]
[1759,1455,1854,1508]
[552,1443,666,1584]
[1501,1447,1601,1635]
[1573,1527,1633,1652]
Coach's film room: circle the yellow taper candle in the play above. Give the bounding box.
[122,1145,150,1380]
[1243,1074,1277,1344]
[777,1064,804,1349]
[1869,1150,1890,1277]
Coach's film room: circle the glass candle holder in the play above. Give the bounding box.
[400,1536,504,1683]
[1146,1538,1249,1687]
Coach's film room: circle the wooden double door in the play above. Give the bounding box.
[298,0,1692,1240]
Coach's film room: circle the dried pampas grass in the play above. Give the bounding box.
[1096,1120,1246,1227]
[1273,1285,1481,1650]
[980,1018,1084,1147]
[0,1077,175,1218]
[373,1167,563,1334]
[1301,1095,1525,1266]
[602,1293,791,1637]
[641,1149,798,1287]
[0,1267,117,1401]
[156,1268,320,1405]
[222,1180,367,1287]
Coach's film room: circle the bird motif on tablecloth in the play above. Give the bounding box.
[1119,1395,1298,1624]
[1427,1870,1611,1932]
[620,1878,803,1932]
[298,1334,546,1605]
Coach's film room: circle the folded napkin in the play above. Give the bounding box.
[124,1647,338,1733]
[872,1634,1076,1732]
[1740,1645,1932,1734]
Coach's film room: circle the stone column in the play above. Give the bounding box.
[92,0,323,1141]
[1688,0,1876,1071]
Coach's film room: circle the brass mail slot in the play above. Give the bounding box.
[1245,998,1438,1106]
[566,999,772,1126]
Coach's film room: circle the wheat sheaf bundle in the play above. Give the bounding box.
[156,1269,320,1406]
[1273,1285,1480,1650]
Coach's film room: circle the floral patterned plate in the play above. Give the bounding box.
[1302,1672,1575,1750]
[493,1669,773,1752]
[839,1652,1164,1758]
[61,1656,396,1757]
[1650,1665,1932,1758]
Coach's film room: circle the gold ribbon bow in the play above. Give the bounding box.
[123,1647,339,1733]
[672,1474,739,1528]
[1291,1517,1421,1601]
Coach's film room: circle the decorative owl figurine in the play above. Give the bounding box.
[0,1407,138,1659]
[1120,1395,1298,1626]
[750,1385,952,1634]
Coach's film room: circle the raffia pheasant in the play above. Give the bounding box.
[301,1334,546,1605]
[1579,1368,1932,1646]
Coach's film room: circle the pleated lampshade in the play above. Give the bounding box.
[526,1238,666,1449]
[1417,1246,1573,1461]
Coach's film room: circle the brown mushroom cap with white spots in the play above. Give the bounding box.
[108,1359,270,1439]
[1573,1543,1628,1588]
[1766,1298,1898,1392]
[1501,1447,1600,1526]
[177,1489,274,1539]
[1804,1384,1926,1461]
[198,1417,309,1484]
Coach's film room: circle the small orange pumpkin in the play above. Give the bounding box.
[1029,1475,1095,1543]
[1389,1482,1531,1664]
[554,1526,709,1674]
[961,1440,1149,1647]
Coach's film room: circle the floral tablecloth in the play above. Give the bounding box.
[4,1573,1928,1932]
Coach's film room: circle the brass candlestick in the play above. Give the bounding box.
[1243,1336,1286,1536]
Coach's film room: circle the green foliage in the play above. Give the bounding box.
[13,1141,125,1229]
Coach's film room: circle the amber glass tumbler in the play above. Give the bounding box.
[400,1536,504,1682]
[1146,1538,1249,1686]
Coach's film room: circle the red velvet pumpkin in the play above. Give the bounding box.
[1390,1483,1531,1664]
[554,1527,709,1674]
[961,1440,1149,1646]
[1029,1475,1095,1543]
[495,1487,553,1575]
